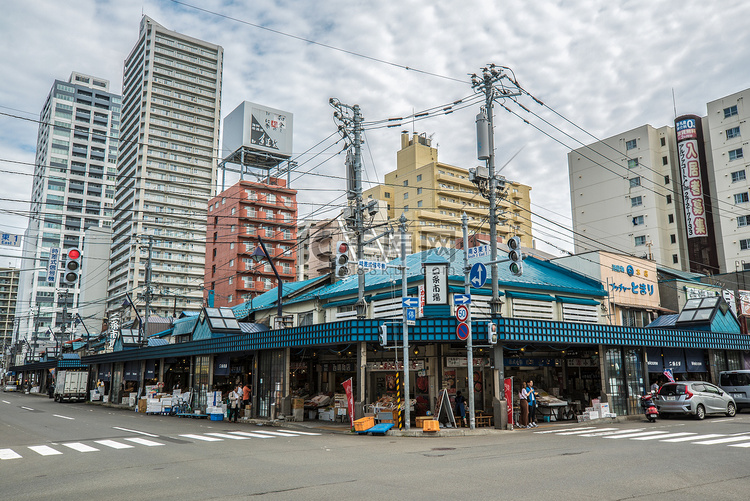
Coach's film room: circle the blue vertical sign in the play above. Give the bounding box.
[47,248,60,283]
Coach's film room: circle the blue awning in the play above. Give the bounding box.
[98,363,111,381]
[214,353,230,376]
[556,296,600,306]
[684,349,706,372]
[145,360,156,379]
[124,360,140,381]
[646,347,663,373]
[663,348,688,373]
[506,291,555,302]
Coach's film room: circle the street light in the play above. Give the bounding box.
[250,236,283,320]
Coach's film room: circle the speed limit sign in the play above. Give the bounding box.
[455,304,469,323]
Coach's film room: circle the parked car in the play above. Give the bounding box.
[655,381,736,420]
[719,370,750,412]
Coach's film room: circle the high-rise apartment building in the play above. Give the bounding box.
[204,178,297,307]
[363,133,533,253]
[108,17,223,319]
[17,72,120,351]
[0,268,19,361]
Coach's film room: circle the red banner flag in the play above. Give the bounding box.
[342,377,355,428]
[504,377,513,429]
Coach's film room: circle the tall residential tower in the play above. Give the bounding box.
[107,17,223,320]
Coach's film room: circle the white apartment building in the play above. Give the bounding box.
[107,17,223,320]
[568,124,688,270]
[17,72,120,352]
[705,89,750,272]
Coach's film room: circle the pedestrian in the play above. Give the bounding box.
[519,381,529,428]
[650,379,659,393]
[527,380,538,428]
[228,386,241,422]
[454,390,467,427]
[243,383,251,409]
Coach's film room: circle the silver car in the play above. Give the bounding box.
[655,381,736,420]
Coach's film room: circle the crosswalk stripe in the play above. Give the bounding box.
[660,434,724,443]
[556,428,618,436]
[0,448,22,460]
[279,430,322,436]
[579,429,644,437]
[228,431,274,439]
[534,426,596,434]
[604,431,668,439]
[95,440,133,449]
[179,434,223,442]
[205,433,250,440]
[62,442,99,452]
[631,432,696,441]
[28,445,62,456]
[124,438,163,447]
[247,430,298,437]
[694,436,750,445]
[728,442,750,448]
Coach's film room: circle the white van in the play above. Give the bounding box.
[719,370,750,412]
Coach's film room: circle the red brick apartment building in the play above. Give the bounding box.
[205,178,297,307]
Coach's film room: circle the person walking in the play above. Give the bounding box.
[519,381,529,428]
[228,386,241,422]
[454,391,467,427]
[527,380,538,428]
[242,383,252,410]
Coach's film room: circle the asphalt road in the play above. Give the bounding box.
[2,391,750,500]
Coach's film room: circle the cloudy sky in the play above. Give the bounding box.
[1,0,749,265]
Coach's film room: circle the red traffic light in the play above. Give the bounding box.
[337,242,349,254]
[68,248,81,260]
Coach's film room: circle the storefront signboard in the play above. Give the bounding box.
[424,262,448,305]
[566,358,597,367]
[504,377,513,429]
[724,289,738,316]
[367,360,424,371]
[418,285,425,316]
[686,287,719,300]
[445,356,482,368]
[740,290,750,316]
[504,357,561,367]
[230,365,244,374]
[320,362,355,372]
[290,362,307,370]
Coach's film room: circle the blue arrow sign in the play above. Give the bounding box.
[402,297,419,308]
[453,293,471,305]
[470,262,487,288]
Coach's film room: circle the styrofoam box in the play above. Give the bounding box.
[588,411,600,420]
[599,403,610,415]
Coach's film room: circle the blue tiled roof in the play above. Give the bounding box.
[172,315,198,336]
[147,338,169,347]
[647,314,678,328]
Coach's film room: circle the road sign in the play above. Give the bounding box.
[455,304,469,323]
[470,262,488,288]
[358,259,387,271]
[402,297,419,308]
[0,233,21,247]
[456,322,470,341]
[47,247,60,283]
[453,293,471,305]
[406,308,416,326]
[467,244,490,259]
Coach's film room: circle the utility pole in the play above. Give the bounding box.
[399,213,411,430]
[462,212,475,429]
[471,65,522,315]
[143,235,153,345]
[59,289,68,358]
[31,305,40,362]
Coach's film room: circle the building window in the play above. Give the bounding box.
[634,235,646,246]
[417,200,423,207]
[739,215,750,227]
[668,214,674,223]
[384,192,390,199]
[211,265,216,275]
[631,196,643,207]
[229,259,234,267]
[660,137,666,147]
[735,192,749,204]
[228,294,233,303]
[629,177,641,188]
[404,205,409,211]
[632,215,644,226]
[416,174,422,182]
[221,197,226,205]
[664,175,670,184]
[729,148,744,161]
[231,207,236,215]
[732,170,746,183]
[666,194,672,204]
[670,234,676,244]
[727,126,741,139]
[212,248,216,258]
[417,187,422,195]
[403,180,408,187]
[672,254,679,264]
[230,242,235,249]
[627,158,639,169]
[403,192,409,199]
[741,239,750,251]
[662,156,668,165]
[725,105,739,118]
[626,139,637,150]
[230,225,236,232]
[228,276,233,285]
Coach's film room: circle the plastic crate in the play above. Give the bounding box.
[422,419,440,432]
[354,416,374,431]
[210,413,224,421]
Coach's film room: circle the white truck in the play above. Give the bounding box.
[54,370,88,402]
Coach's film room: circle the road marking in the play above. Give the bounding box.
[630,432,696,441]
[124,438,163,447]
[62,442,99,452]
[112,426,159,437]
[728,442,750,448]
[229,431,274,439]
[660,434,724,443]
[534,426,596,434]
[0,448,22,460]
[179,434,223,442]
[556,428,618,436]
[28,445,62,456]
[206,432,250,440]
[95,440,133,449]
[282,430,321,436]
[578,429,644,437]
[20,406,34,411]
[53,414,75,420]
[604,431,669,440]
[2,400,10,404]
[694,436,750,445]
[245,430,298,437]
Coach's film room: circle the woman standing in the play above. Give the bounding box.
[527,380,538,428]
[519,381,529,428]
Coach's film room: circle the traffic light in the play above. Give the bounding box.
[487,321,498,345]
[334,241,350,278]
[379,324,388,346]
[508,236,523,276]
[64,248,82,285]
